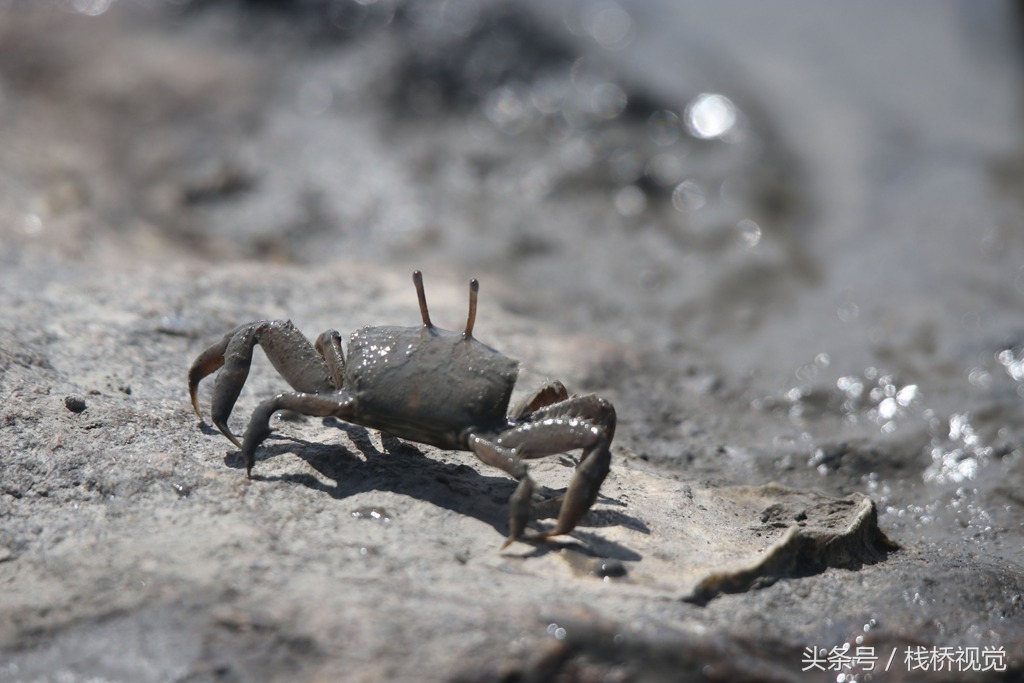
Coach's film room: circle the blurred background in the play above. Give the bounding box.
[3,0,1024,618]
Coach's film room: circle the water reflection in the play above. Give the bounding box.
[613,184,645,217]
[765,364,923,435]
[484,85,531,135]
[351,0,766,233]
[735,218,761,246]
[685,93,737,140]
[771,356,1014,494]
[589,81,627,119]
[992,346,1024,397]
[647,110,681,146]
[73,0,113,16]
[608,149,645,184]
[925,413,991,484]
[645,152,684,187]
[562,0,635,51]
[996,347,1024,381]
[671,180,706,212]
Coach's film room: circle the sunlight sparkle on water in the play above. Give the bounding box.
[589,81,627,119]
[547,622,567,640]
[613,185,646,217]
[736,218,761,246]
[685,93,737,140]
[996,347,1024,381]
[924,413,992,484]
[484,85,531,135]
[73,0,112,16]
[647,110,681,145]
[833,370,918,430]
[761,362,921,438]
[576,0,635,51]
[609,149,645,184]
[671,180,706,212]
[646,152,685,187]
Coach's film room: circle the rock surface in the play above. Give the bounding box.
[0,260,898,681]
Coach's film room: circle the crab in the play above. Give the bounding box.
[188,271,615,547]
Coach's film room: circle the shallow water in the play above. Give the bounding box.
[592,0,1024,569]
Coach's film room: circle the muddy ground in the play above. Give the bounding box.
[1,1,1023,681]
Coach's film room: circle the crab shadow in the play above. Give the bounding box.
[223,418,644,562]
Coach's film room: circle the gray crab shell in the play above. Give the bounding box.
[343,324,519,449]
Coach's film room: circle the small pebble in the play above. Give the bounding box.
[64,394,87,413]
[593,559,628,579]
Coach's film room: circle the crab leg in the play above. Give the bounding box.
[470,394,615,546]
[240,391,356,476]
[467,435,536,548]
[188,320,339,446]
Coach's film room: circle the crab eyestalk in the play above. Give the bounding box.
[413,270,432,328]
[464,278,479,339]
